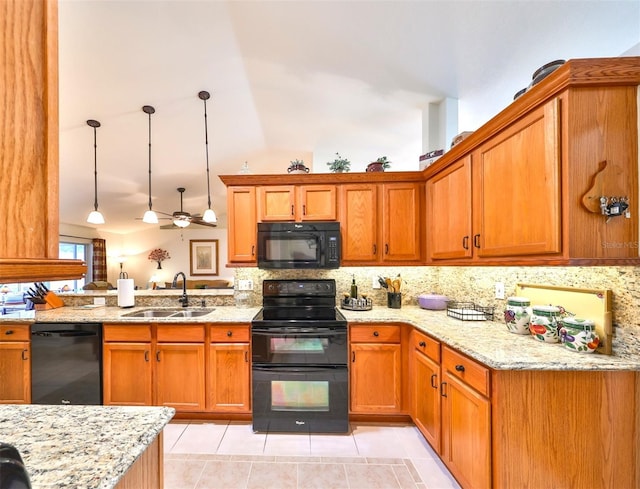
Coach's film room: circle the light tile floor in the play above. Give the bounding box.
[163,421,461,489]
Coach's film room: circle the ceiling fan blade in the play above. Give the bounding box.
[190,217,217,228]
[160,223,181,230]
[135,216,171,221]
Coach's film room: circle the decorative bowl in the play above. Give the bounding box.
[418,294,449,310]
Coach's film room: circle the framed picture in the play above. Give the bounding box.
[189,239,219,276]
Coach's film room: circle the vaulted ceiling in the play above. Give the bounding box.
[58,0,640,234]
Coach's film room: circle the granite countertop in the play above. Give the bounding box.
[3,304,638,371]
[0,404,174,489]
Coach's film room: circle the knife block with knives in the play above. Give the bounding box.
[27,283,65,310]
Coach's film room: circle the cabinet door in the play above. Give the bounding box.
[297,185,337,221]
[208,343,250,412]
[381,183,422,261]
[427,156,473,260]
[103,343,153,406]
[258,186,296,221]
[441,370,491,489]
[350,343,402,413]
[413,350,440,451]
[474,99,561,257]
[155,343,205,411]
[227,186,257,263]
[0,342,30,404]
[340,184,378,261]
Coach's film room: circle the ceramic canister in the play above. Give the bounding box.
[529,305,561,343]
[503,296,531,334]
[559,317,600,353]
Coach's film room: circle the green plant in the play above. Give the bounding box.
[289,159,305,167]
[326,153,351,172]
[375,156,391,169]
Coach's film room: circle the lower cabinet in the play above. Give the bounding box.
[350,324,402,414]
[0,324,31,404]
[207,324,251,413]
[411,330,441,451]
[103,341,153,406]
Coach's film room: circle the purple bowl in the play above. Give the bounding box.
[418,294,449,310]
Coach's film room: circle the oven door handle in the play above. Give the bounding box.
[252,328,346,337]
[252,365,345,373]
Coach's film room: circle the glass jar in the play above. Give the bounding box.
[529,305,561,343]
[503,296,531,335]
[559,317,600,353]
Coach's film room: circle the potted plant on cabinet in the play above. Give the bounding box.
[287,159,309,174]
[366,156,391,172]
[326,153,351,173]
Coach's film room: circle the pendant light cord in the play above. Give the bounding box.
[147,110,153,211]
[92,126,99,211]
[203,94,212,209]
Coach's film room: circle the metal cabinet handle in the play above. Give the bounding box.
[245,351,249,363]
[302,204,306,215]
[455,364,465,372]
[156,351,161,362]
[291,205,295,216]
[473,234,481,248]
[373,244,377,255]
[21,349,28,360]
[352,351,355,362]
[373,331,379,337]
[251,245,255,256]
[385,243,389,254]
[144,350,150,362]
[440,381,447,398]
[4,330,13,335]
[419,341,426,347]
[462,236,469,250]
[227,331,233,337]
[430,373,437,389]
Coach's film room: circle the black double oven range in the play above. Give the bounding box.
[251,279,349,433]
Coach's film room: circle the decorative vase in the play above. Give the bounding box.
[366,162,384,172]
[156,261,162,269]
[287,164,309,174]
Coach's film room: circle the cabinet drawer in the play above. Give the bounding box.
[351,325,401,343]
[157,325,205,343]
[103,324,151,342]
[0,325,30,341]
[442,346,490,397]
[412,329,440,363]
[209,324,250,343]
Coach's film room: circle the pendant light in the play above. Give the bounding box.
[142,105,158,224]
[199,90,217,223]
[86,119,105,225]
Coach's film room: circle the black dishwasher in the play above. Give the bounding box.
[31,323,103,405]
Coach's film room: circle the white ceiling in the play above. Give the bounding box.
[58,0,640,234]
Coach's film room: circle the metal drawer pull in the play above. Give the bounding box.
[440,381,447,398]
[455,364,465,372]
[373,331,379,337]
[144,350,150,362]
[352,351,355,362]
[302,204,306,215]
[291,205,295,216]
[473,234,481,248]
[4,330,13,335]
[462,235,469,250]
[21,349,28,360]
[430,373,437,389]
[373,244,377,255]
[419,341,426,347]
[227,331,233,337]
[245,351,249,362]
[156,351,161,362]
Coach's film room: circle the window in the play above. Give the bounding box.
[48,240,90,292]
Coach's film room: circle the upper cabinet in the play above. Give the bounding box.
[426,57,640,265]
[0,0,86,282]
[258,185,337,221]
[226,187,257,264]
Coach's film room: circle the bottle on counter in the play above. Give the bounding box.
[350,275,358,299]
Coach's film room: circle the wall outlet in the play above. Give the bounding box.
[372,276,381,289]
[238,279,253,291]
[93,297,106,306]
[495,282,505,300]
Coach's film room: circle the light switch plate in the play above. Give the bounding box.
[238,279,253,291]
[495,282,505,299]
[372,276,381,289]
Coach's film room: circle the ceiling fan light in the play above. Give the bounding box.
[173,218,190,228]
[202,208,217,223]
[143,209,158,224]
[87,210,105,225]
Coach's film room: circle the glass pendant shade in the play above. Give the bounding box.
[143,209,158,224]
[173,217,190,228]
[202,208,217,223]
[87,210,105,224]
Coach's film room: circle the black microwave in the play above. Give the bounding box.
[257,221,341,269]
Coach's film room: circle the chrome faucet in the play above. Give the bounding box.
[172,272,189,307]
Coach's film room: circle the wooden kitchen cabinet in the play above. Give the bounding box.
[0,0,86,282]
[258,185,337,221]
[350,324,402,414]
[341,183,422,264]
[0,324,31,404]
[440,346,491,489]
[410,330,441,451]
[207,324,251,413]
[227,186,258,263]
[103,324,206,412]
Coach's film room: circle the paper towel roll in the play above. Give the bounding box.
[117,279,135,308]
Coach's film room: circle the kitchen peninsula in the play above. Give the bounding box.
[0,404,174,489]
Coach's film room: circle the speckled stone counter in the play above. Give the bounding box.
[3,304,638,371]
[0,404,174,489]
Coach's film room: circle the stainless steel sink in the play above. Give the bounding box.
[121,308,215,318]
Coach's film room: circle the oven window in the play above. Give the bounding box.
[271,337,328,353]
[266,237,318,261]
[271,381,329,412]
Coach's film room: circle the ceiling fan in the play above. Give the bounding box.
[155,187,217,229]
